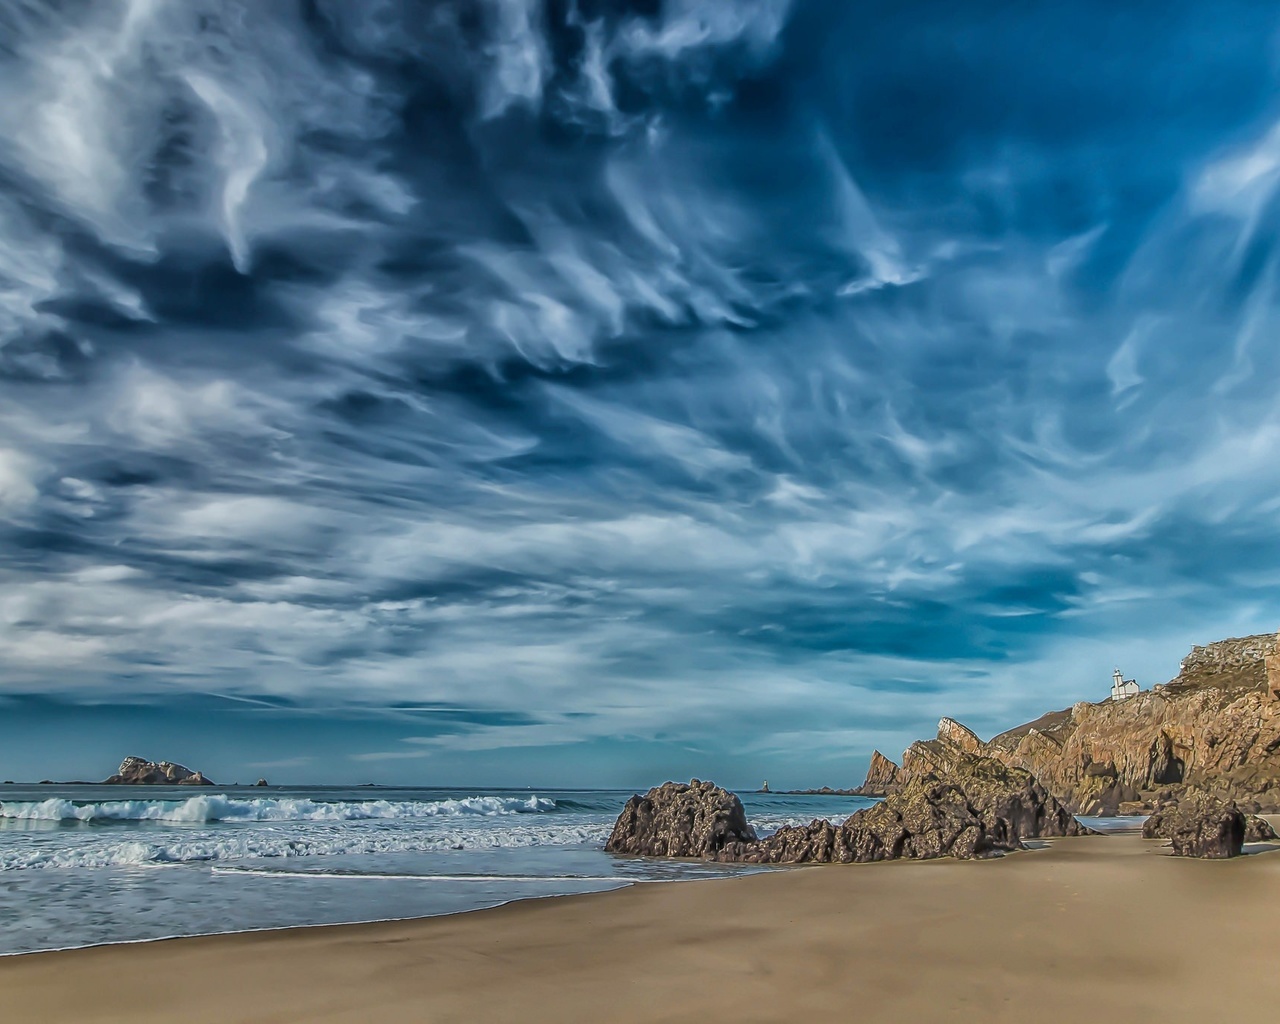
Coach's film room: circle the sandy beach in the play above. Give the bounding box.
[3,831,1279,1023]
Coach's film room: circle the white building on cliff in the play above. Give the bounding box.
[1110,668,1139,701]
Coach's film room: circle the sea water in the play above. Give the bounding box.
[0,784,875,955]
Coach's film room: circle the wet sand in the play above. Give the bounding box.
[4,832,1280,1023]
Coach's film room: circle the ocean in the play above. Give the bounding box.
[0,783,876,956]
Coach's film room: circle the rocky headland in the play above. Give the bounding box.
[102,756,214,786]
[855,632,1280,816]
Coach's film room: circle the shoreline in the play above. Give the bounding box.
[5,833,1280,1023]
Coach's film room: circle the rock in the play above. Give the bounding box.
[721,818,844,864]
[616,753,1088,867]
[1245,815,1278,842]
[853,750,901,796]
[718,776,1010,864]
[879,721,1093,836]
[604,779,757,857]
[102,756,215,786]
[938,717,984,754]
[936,753,1092,845]
[254,778,269,787]
[760,780,769,793]
[1142,793,1246,858]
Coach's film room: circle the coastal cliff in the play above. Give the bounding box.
[860,632,1280,814]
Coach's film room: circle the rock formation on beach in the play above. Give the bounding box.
[604,780,757,857]
[611,756,1088,867]
[102,756,215,786]
[1141,792,1247,858]
[860,632,1280,815]
[717,776,1005,864]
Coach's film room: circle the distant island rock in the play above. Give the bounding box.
[102,756,215,786]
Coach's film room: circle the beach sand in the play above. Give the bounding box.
[4,832,1280,1023]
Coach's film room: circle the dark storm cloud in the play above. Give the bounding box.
[3,0,1280,778]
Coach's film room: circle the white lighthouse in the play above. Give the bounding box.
[1110,668,1139,701]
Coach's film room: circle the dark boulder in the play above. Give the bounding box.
[605,779,757,857]
[1142,793,1246,858]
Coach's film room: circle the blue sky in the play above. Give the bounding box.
[2,0,1279,788]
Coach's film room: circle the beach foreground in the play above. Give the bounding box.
[5,832,1279,1023]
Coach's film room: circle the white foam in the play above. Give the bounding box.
[209,869,635,882]
[0,820,612,871]
[0,794,555,824]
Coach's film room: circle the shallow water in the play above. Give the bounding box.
[0,784,875,955]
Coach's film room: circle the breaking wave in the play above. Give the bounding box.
[0,794,556,824]
[0,820,611,872]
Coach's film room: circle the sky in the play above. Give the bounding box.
[2,0,1280,788]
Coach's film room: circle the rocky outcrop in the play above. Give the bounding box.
[937,752,1091,844]
[709,751,1087,865]
[864,633,1280,815]
[1141,793,1246,858]
[853,750,901,796]
[102,757,215,786]
[1175,634,1277,692]
[604,780,757,857]
[717,777,1007,864]
[254,778,269,787]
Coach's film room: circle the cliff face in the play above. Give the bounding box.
[865,633,1280,814]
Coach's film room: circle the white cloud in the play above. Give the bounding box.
[479,0,549,120]
[0,448,38,517]
[183,72,270,273]
[105,363,284,449]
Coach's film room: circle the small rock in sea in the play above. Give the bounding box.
[255,778,269,787]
